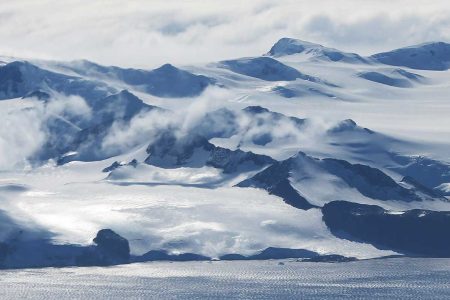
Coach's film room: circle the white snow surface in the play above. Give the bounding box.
[0,162,393,259]
[1,39,450,260]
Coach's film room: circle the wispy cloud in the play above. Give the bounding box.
[0,94,91,170]
[0,0,449,67]
[101,87,233,155]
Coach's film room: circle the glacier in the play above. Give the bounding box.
[0,38,450,269]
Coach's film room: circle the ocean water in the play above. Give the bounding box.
[0,258,449,299]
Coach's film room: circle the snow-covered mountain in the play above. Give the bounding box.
[237,151,443,210]
[267,38,368,63]
[58,60,215,97]
[371,42,450,71]
[0,60,113,101]
[1,37,450,268]
[218,56,330,83]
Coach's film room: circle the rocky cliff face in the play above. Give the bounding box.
[322,201,450,257]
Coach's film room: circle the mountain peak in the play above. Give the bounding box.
[116,89,135,98]
[267,38,324,57]
[267,37,367,64]
[153,63,178,73]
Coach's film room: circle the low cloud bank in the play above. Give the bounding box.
[0,1,449,67]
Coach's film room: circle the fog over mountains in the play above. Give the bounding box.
[1,38,450,268]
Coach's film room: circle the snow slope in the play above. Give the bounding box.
[1,37,450,265]
[371,42,450,71]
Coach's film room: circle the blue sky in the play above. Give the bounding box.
[0,0,449,67]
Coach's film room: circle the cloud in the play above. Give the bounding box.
[0,94,91,170]
[303,13,450,54]
[101,87,233,155]
[100,85,340,162]
[177,87,233,137]
[101,108,173,156]
[44,93,92,120]
[0,0,449,68]
[0,106,47,170]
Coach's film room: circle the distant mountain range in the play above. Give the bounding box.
[1,37,450,269]
[267,37,450,71]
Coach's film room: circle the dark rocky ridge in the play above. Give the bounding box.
[322,201,450,257]
[236,159,316,210]
[0,229,355,269]
[237,151,425,210]
[145,132,275,173]
[77,229,131,266]
[0,229,131,269]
